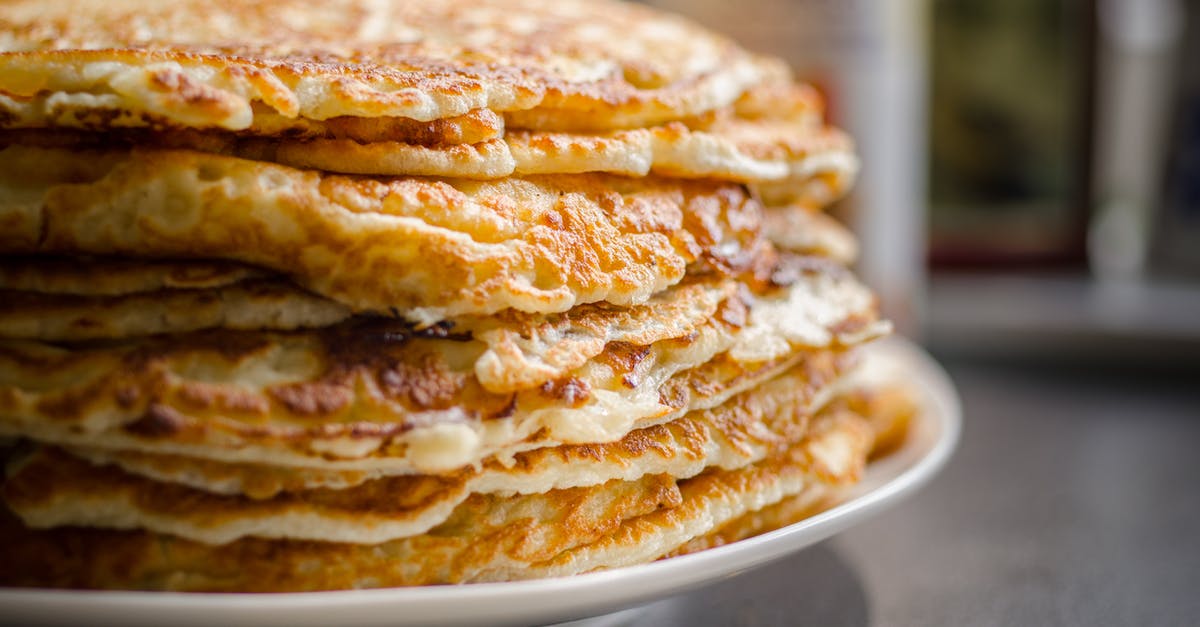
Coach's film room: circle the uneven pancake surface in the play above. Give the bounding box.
[0,278,353,342]
[0,0,784,132]
[0,393,877,590]
[0,0,899,595]
[0,145,763,323]
[4,359,854,544]
[0,83,857,187]
[0,261,731,346]
[0,259,886,474]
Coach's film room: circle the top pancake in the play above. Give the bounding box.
[0,83,858,192]
[0,0,785,133]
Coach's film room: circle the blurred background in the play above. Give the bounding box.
[645,0,1200,368]
[630,2,1200,624]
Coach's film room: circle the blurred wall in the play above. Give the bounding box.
[643,0,930,335]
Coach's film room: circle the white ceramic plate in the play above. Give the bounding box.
[0,339,960,627]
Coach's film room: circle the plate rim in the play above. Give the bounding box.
[0,338,961,627]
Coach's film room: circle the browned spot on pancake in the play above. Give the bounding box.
[178,331,275,363]
[538,377,590,407]
[177,382,270,415]
[599,342,653,388]
[609,421,697,459]
[541,210,564,230]
[123,404,188,437]
[657,380,688,411]
[376,354,465,409]
[679,194,723,250]
[268,382,352,416]
[149,68,230,110]
[715,292,748,328]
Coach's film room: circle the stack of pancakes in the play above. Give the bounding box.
[0,0,912,591]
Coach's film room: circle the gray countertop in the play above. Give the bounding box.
[605,356,1200,626]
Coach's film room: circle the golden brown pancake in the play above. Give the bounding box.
[0,263,732,346]
[0,212,862,343]
[69,355,850,500]
[0,0,785,132]
[0,257,268,295]
[0,84,856,187]
[0,145,764,324]
[0,260,886,474]
[0,0,900,595]
[0,471,680,590]
[0,253,880,385]
[0,398,873,590]
[3,361,858,544]
[665,489,838,557]
[669,380,919,556]
[0,280,353,342]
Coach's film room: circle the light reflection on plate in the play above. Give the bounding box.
[0,338,960,627]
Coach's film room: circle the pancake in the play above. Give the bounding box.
[245,109,506,145]
[3,362,852,544]
[0,260,887,474]
[523,409,872,584]
[0,145,763,324]
[0,257,268,296]
[213,106,852,184]
[0,209,861,343]
[0,0,902,594]
[0,265,803,397]
[669,381,919,556]
[0,397,873,590]
[756,173,856,211]
[0,279,353,342]
[502,114,853,185]
[68,354,847,499]
[0,261,732,348]
[666,488,838,557]
[0,108,508,148]
[0,471,679,591]
[0,86,856,186]
[0,0,784,132]
[763,205,859,264]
